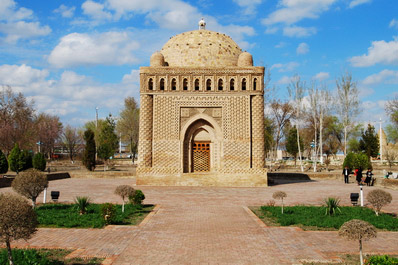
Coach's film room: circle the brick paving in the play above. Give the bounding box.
[1,177,398,264]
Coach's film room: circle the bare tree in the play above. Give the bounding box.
[288,75,306,172]
[62,125,83,162]
[384,145,397,168]
[0,193,38,265]
[114,185,135,212]
[12,169,48,208]
[338,219,377,265]
[336,72,359,157]
[366,189,392,216]
[117,97,139,163]
[35,113,63,158]
[272,191,287,214]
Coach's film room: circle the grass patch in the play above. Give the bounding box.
[36,203,154,228]
[0,248,103,264]
[254,205,398,231]
[302,254,398,265]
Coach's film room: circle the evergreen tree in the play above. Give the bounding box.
[82,129,96,171]
[286,127,304,166]
[32,152,46,171]
[359,124,379,158]
[19,150,33,171]
[8,144,21,172]
[0,149,8,174]
[98,115,118,167]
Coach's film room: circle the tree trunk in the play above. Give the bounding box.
[297,127,304,172]
[314,125,317,172]
[344,125,347,157]
[122,201,125,213]
[359,238,363,265]
[320,115,323,164]
[6,239,14,265]
[32,198,36,209]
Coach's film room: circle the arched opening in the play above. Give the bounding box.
[160,78,165,90]
[253,78,257,91]
[206,79,211,91]
[171,78,176,90]
[148,78,153,90]
[182,117,221,173]
[242,78,246,91]
[195,79,200,90]
[218,79,223,91]
[183,78,188,90]
[230,79,235,91]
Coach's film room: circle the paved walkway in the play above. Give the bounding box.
[1,178,398,264]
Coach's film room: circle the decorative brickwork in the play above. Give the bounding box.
[137,26,267,186]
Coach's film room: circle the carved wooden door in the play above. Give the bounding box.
[192,142,210,172]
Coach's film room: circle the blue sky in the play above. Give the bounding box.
[0,0,397,128]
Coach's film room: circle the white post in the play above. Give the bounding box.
[360,185,364,207]
[43,188,47,203]
[119,132,122,154]
[379,117,383,163]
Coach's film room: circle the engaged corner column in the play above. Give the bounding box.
[251,95,265,168]
[138,94,153,168]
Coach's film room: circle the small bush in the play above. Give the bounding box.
[12,169,48,208]
[266,200,276,207]
[130,190,145,205]
[32,152,46,171]
[365,255,398,265]
[366,189,392,216]
[272,191,287,214]
[324,197,341,216]
[75,196,91,215]
[114,185,135,212]
[101,203,116,225]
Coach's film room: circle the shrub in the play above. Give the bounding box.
[354,153,371,170]
[343,152,356,170]
[130,190,145,205]
[8,144,21,172]
[0,249,52,265]
[324,197,341,216]
[266,200,276,207]
[75,196,91,215]
[365,255,398,265]
[12,169,48,208]
[366,189,392,216]
[114,185,135,212]
[82,129,96,171]
[0,193,38,265]
[339,219,377,265]
[272,191,287,214]
[0,149,8,174]
[32,152,46,171]
[101,203,116,225]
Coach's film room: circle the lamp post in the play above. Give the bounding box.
[95,107,99,160]
[379,117,383,163]
[36,141,42,153]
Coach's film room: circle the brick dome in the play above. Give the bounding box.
[160,30,242,67]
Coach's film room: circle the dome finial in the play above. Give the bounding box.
[198,18,206,30]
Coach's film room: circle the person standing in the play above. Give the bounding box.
[365,168,373,186]
[342,166,350,184]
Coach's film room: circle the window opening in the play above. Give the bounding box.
[218,79,223,91]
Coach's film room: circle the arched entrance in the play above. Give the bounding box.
[182,117,221,173]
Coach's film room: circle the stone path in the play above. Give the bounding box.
[1,178,398,264]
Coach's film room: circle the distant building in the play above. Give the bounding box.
[137,19,267,186]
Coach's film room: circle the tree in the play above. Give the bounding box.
[385,95,398,126]
[353,153,371,171]
[323,116,343,158]
[98,115,118,170]
[0,193,38,265]
[82,129,96,171]
[62,125,83,162]
[359,124,379,158]
[34,113,63,159]
[19,150,33,171]
[12,169,48,208]
[366,189,392,216]
[32,152,46,171]
[384,145,397,168]
[117,97,140,163]
[114,185,135,212]
[338,219,377,265]
[272,191,287,214]
[288,75,306,172]
[335,72,359,157]
[264,116,275,157]
[0,149,8,174]
[8,144,21,172]
[286,127,303,166]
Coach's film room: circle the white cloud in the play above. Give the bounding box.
[350,38,398,67]
[390,19,398,29]
[296,42,309,55]
[312,72,330,81]
[122,70,140,84]
[275,42,286,48]
[233,0,262,15]
[276,75,293,85]
[0,64,49,87]
[0,21,51,43]
[82,1,112,21]
[0,0,32,21]
[271,62,300,72]
[283,26,317,37]
[48,32,140,68]
[362,69,398,85]
[349,0,372,9]
[54,4,76,18]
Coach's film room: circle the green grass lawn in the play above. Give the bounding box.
[253,205,398,231]
[36,203,154,228]
[0,248,103,264]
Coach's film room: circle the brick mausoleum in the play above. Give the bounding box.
[137,19,267,186]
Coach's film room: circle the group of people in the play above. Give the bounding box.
[342,166,373,186]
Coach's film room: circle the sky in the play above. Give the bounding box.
[0,0,397,128]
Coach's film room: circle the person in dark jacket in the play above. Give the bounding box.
[355,168,362,185]
[365,168,373,186]
[342,166,350,184]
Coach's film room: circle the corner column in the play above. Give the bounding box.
[251,95,265,168]
[138,94,153,168]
